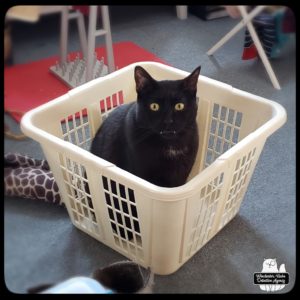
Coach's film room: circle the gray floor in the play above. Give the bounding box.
[5,6,295,293]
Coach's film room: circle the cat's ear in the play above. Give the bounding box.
[134,66,155,93]
[182,66,201,92]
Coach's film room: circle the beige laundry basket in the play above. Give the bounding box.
[21,62,286,275]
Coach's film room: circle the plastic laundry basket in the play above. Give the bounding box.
[21,62,286,275]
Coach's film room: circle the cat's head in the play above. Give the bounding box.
[92,260,154,293]
[262,258,278,272]
[134,65,201,139]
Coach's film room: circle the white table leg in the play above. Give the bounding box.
[239,6,281,90]
[176,6,188,20]
[60,6,69,65]
[207,6,265,56]
[86,6,97,82]
[76,11,87,60]
[101,6,115,73]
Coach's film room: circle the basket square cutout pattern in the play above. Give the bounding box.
[186,172,225,258]
[219,147,257,228]
[102,176,144,261]
[61,108,92,151]
[59,154,100,237]
[59,90,124,151]
[205,103,243,167]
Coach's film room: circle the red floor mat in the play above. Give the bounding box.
[4,41,167,122]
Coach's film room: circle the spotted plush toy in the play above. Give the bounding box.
[4,153,61,204]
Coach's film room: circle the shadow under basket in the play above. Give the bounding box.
[21,62,286,275]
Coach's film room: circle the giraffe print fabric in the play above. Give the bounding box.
[4,153,62,204]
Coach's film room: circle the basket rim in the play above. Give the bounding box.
[20,61,287,201]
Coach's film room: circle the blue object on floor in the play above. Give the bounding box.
[42,277,113,294]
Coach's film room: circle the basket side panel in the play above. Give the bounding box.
[188,96,211,180]
[60,107,93,151]
[42,144,152,267]
[90,171,151,266]
[217,142,265,230]
[23,65,137,146]
[198,84,274,171]
[203,102,244,168]
[60,154,105,236]
[151,199,187,275]
[182,169,226,263]
[60,89,125,149]
[180,141,266,266]
[40,146,105,240]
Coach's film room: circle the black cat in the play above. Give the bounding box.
[90,65,201,188]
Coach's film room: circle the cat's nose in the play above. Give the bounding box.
[164,118,173,125]
[164,119,173,130]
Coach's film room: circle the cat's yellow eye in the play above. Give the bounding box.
[150,103,160,111]
[175,103,185,111]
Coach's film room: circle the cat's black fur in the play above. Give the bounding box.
[90,65,200,187]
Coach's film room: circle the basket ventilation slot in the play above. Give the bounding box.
[59,154,100,236]
[186,172,224,258]
[60,108,91,150]
[205,104,243,167]
[99,90,124,121]
[102,176,144,260]
[220,147,257,228]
